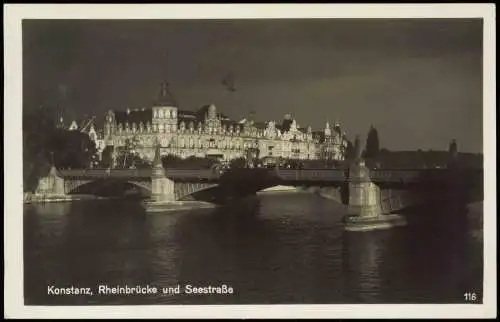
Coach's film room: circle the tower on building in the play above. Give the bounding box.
[155,81,177,107]
[69,120,78,131]
[208,104,217,119]
[324,121,331,137]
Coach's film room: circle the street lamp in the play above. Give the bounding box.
[130,149,137,169]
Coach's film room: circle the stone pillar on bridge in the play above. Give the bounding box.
[149,141,175,204]
[347,158,382,218]
[34,164,66,197]
[343,135,406,231]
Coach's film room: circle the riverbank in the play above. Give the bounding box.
[23,193,115,204]
[257,185,302,194]
[343,213,407,232]
[141,200,217,213]
[467,201,483,242]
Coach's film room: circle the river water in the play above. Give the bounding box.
[23,193,483,305]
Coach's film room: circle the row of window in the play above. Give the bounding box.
[113,124,318,139]
[111,137,338,151]
[115,124,243,134]
[138,150,324,160]
[116,124,178,133]
[110,131,335,146]
[130,148,339,160]
[110,127,333,144]
[153,109,177,119]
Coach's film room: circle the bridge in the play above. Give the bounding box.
[34,143,483,231]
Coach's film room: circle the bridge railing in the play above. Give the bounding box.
[165,169,221,180]
[370,170,422,183]
[275,169,347,181]
[274,169,453,183]
[59,168,152,178]
[369,169,455,183]
[58,168,221,180]
[58,167,479,184]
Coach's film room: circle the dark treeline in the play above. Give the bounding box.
[365,149,483,169]
[364,125,380,159]
[23,106,97,192]
[161,154,219,169]
[360,125,482,169]
[100,137,152,169]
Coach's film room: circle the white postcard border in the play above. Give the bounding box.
[4,3,496,319]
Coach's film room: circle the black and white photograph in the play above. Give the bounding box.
[4,3,496,319]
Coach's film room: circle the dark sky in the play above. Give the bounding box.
[23,19,483,152]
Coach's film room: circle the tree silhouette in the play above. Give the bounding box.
[99,146,115,168]
[161,154,217,169]
[449,139,458,156]
[115,136,142,168]
[47,129,97,169]
[364,125,380,159]
[344,140,356,162]
[23,106,97,191]
[229,157,247,169]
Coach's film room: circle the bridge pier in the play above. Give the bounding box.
[141,142,178,212]
[150,167,175,203]
[344,159,407,232]
[33,165,67,198]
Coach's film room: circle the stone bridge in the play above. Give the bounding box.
[57,168,219,201]
[34,143,483,231]
[269,167,483,214]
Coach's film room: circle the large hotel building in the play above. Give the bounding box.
[81,84,349,165]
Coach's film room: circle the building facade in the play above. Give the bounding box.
[88,84,349,165]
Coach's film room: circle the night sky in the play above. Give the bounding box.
[23,19,483,152]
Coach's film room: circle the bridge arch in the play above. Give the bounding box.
[65,178,152,196]
[64,177,221,202]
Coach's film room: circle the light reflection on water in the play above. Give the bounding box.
[23,193,483,305]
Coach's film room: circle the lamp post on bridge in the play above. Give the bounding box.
[152,138,163,170]
[353,134,364,166]
[110,147,117,170]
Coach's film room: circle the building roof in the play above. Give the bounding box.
[114,109,153,125]
[253,121,267,130]
[281,119,293,132]
[221,119,239,127]
[178,110,197,118]
[312,131,326,143]
[177,110,198,124]
[196,104,211,118]
[152,83,177,107]
[196,104,229,120]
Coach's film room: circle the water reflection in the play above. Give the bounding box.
[23,194,483,305]
[170,198,284,304]
[341,230,391,303]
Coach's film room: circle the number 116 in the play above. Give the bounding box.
[464,292,477,301]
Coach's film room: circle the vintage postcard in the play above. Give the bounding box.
[4,3,496,319]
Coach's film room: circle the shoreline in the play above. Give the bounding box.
[23,194,126,204]
[142,200,218,213]
[257,186,316,195]
[466,201,483,242]
[343,214,408,232]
